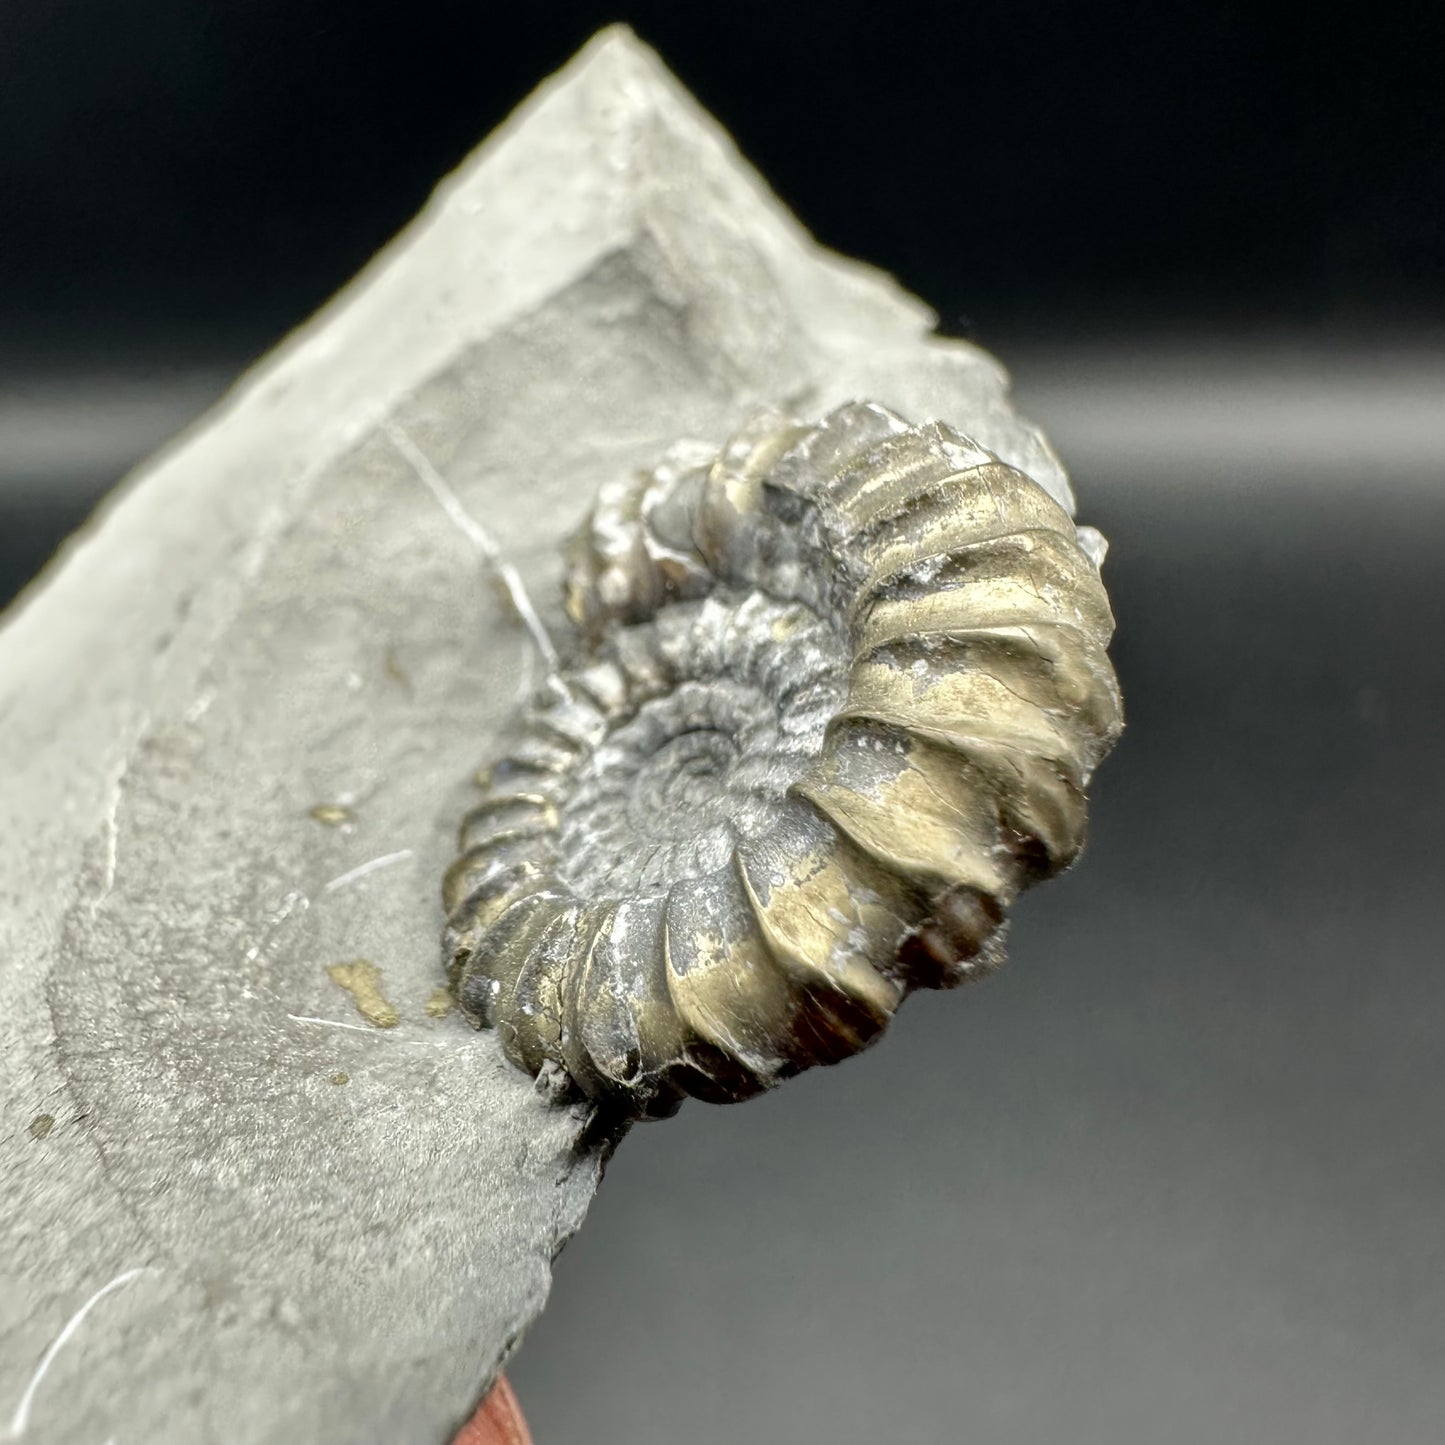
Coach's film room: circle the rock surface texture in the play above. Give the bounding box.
[0,27,1086,1445]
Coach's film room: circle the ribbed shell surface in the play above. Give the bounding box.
[443,403,1122,1116]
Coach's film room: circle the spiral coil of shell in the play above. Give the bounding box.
[442,402,1122,1117]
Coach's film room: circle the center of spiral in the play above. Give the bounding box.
[553,667,830,898]
[628,728,740,831]
[541,596,850,901]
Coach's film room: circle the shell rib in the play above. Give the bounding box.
[443,403,1122,1116]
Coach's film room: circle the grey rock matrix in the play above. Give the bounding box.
[0,27,1076,1444]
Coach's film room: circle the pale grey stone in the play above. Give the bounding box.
[0,25,1068,1444]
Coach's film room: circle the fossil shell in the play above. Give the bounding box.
[443,403,1122,1116]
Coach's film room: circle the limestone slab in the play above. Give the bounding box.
[0,27,1069,1444]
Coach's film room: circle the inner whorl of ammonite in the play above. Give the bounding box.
[442,401,1123,1118]
[554,593,846,897]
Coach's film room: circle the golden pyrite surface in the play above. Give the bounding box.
[444,403,1122,1116]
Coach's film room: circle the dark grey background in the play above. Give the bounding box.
[2,0,1443,367]
[3,4,1443,1442]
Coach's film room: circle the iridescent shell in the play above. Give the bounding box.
[442,403,1122,1116]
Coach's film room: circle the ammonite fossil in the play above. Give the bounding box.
[442,402,1122,1117]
